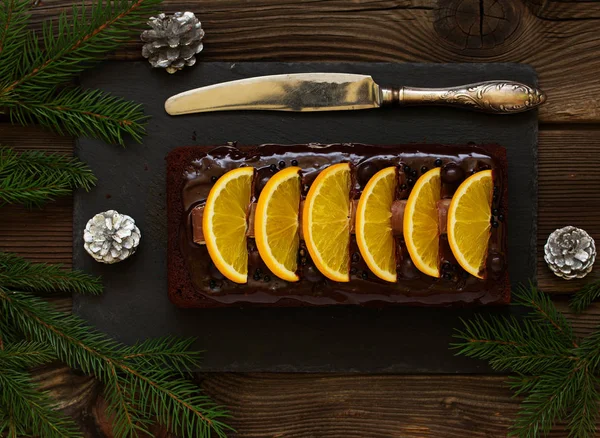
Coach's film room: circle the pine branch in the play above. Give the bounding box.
[105,374,153,437]
[0,316,21,345]
[507,375,541,397]
[0,340,56,368]
[124,367,232,438]
[454,284,600,437]
[510,369,579,438]
[122,337,201,375]
[0,0,29,82]
[0,147,97,207]
[570,280,600,314]
[577,327,600,372]
[6,88,148,145]
[0,287,232,437]
[0,0,160,145]
[0,401,27,438]
[0,367,81,438]
[4,0,161,94]
[0,252,102,296]
[2,147,96,190]
[515,283,577,348]
[452,314,575,374]
[566,366,599,438]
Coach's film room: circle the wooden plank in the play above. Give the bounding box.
[0,125,74,265]
[26,0,600,123]
[55,371,572,437]
[0,196,73,266]
[0,124,73,153]
[198,373,569,438]
[32,364,97,417]
[556,299,600,339]
[35,370,594,437]
[537,128,600,292]
[527,0,600,19]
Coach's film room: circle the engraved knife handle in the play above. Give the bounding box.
[381,81,546,114]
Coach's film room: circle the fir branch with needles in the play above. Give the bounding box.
[0,368,81,438]
[0,341,56,369]
[453,284,600,438]
[0,146,97,207]
[0,0,160,145]
[570,279,600,314]
[0,253,233,437]
[0,252,102,295]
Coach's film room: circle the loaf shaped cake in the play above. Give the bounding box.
[167,143,509,307]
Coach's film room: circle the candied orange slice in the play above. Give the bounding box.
[302,163,351,282]
[203,167,254,283]
[447,170,493,279]
[255,166,302,282]
[403,167,441,278]
[355,166,397,282]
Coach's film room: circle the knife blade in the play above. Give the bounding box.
[164,73,546,115]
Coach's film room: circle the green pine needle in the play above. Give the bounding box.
[0,368,81,438]
[0,0,160,145]
[0,252,102,295]
[0,254,232,437]
[570,280,600,313]
[507,375,541,397]
[577,328,600,373]
[128,368,233,438]
[453,284,600,437]
[104,374,153,437]
[0,252,102,296]
[0,0,30,82]
[510,369,578,438]
[0,146,97,207]
[0,341,56,368]
[566,367,600,438]
[0,286,232,437]
[514,283,576,347]
[6,88,149,145]
[123,336,202,375]
[9,0,162,93]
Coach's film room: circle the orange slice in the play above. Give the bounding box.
[355,166,397,282]
[203,167,254,283]
[447,169,493,279]
[403,167,441,278]
[255,166,302,282]
[302,163,351,282]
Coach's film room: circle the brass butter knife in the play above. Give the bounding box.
[164,73,546,115]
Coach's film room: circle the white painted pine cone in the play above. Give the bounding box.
[544,226,595,280]
[83,210,141,264]
[141,12,204,74]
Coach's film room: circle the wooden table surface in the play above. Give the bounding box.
[2,0,600,436]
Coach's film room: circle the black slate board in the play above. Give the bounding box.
[73,62,538,373]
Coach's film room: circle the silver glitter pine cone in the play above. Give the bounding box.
[84,210,141,264]
[141,12,204,74]
[544,226,596,280]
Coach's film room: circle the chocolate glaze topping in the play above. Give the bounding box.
[167,143,509,308]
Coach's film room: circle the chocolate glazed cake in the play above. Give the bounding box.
[167,143,510,308]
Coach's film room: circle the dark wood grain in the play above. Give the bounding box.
[0,125,73,265]
[81,373,576,438]
[3,0,600,435]
[199,374,569,438]
[28,0,600,123]
[537,128,600,292]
